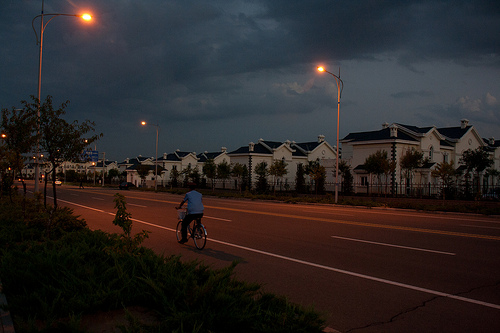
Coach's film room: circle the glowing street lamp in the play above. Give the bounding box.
[317,66,344,204]
[141,121,160,191]
[31,0,93,193]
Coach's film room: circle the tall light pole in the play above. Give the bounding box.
[141,121,159,191]
[31,0,92,192]
[317,66,344,204]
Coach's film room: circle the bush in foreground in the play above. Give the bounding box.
[0,195,325,332]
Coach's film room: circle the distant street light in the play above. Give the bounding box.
[317,66,344,204]
[141,121,159,191]
[31,0,92,193]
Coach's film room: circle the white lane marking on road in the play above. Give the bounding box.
[331,236,456,256]
[57,198,500,311]
[204,216,232,222]
[58,199,109,213]
[461,224,500,230]
[92,197,105,200]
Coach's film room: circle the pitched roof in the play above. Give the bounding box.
[229,138,313,156]
[341,127,417,143]
[197,151,225,162]
[395,124,434,134]
[436,125,471,140]
[228,142,274,155]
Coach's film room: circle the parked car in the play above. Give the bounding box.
[55,180,62,186]
[119,182,135,190]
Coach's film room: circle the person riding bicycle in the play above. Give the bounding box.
[176,182,204,244]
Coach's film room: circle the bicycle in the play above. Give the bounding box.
[175,208,207,250]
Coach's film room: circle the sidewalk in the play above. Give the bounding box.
[0,281,15,333]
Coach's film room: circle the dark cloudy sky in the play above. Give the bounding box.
[1,0,499,161]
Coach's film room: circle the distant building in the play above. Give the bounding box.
[228,135,336,190]
[340,119,488,194]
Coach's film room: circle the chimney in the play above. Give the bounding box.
[163,153,167,159]
[489,137,495,145]
[318,135,325,143]
[249,142,255,152]
[221,147,227,153]
[461,119,469,129]
[390,124,398,138]
[382,122,389,129]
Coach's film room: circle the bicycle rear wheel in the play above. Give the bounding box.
[193,225,207,250]
[175,220,183,242]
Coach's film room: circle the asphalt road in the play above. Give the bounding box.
[36,184,500,332]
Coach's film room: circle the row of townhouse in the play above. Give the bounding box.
[22,159,119,183]
[124,135,338,190]
[21,119,498,195]
[341,119,500,194]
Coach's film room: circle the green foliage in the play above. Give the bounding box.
[364,150,390,177]
[202,159,217,190]
[1,105,38,190]
[460,147,494,174]
[255,161,268,194]
[231,162,248,192]
[269,159,288,194]
[295,163,306,193]
[306,160,326,194]
[170,167,180,187]
[432,161,459,199]
[338,160,353,194]
[400,148,424,181]
[0,195,326,332]
[216,160,231,189]
[136,164,151,181]
[111,193,150,254]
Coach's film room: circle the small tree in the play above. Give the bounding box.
[460,147,493,196]
[295,163,306,193]
[31,96,101,208]
[255,161,268,194]
[170,168,180,187]
[217,160,231,189]
[203,159,217,190]
[1,105,38,198]
[112,193,150,254]
[269,159,288,194]
[306,160,326,194]
[338,160,353,195]
[231,162,248,192]
[364,150,391,195]
[432,161,458,199]
[400,148,424,194]
[137,164,151,186]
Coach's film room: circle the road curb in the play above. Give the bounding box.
[0,280,15,333]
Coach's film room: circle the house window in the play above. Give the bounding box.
[443,153,449,163]
[429,146,434,161]
[361,176,368,186]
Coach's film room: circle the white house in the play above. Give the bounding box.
[340,119,487,194]
[228,135,336,190]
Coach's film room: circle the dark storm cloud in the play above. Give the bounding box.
[1,0,499,160]
[391,90,434,99]
[258,0,500,68]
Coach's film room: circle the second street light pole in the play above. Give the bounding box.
[317,66,344,204]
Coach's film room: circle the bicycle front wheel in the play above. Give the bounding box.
[176,220,183,242]
[193,225,207,250]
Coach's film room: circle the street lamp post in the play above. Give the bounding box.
[317,66,344,204]
[31,0,92,193]
[141,121,159,191]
